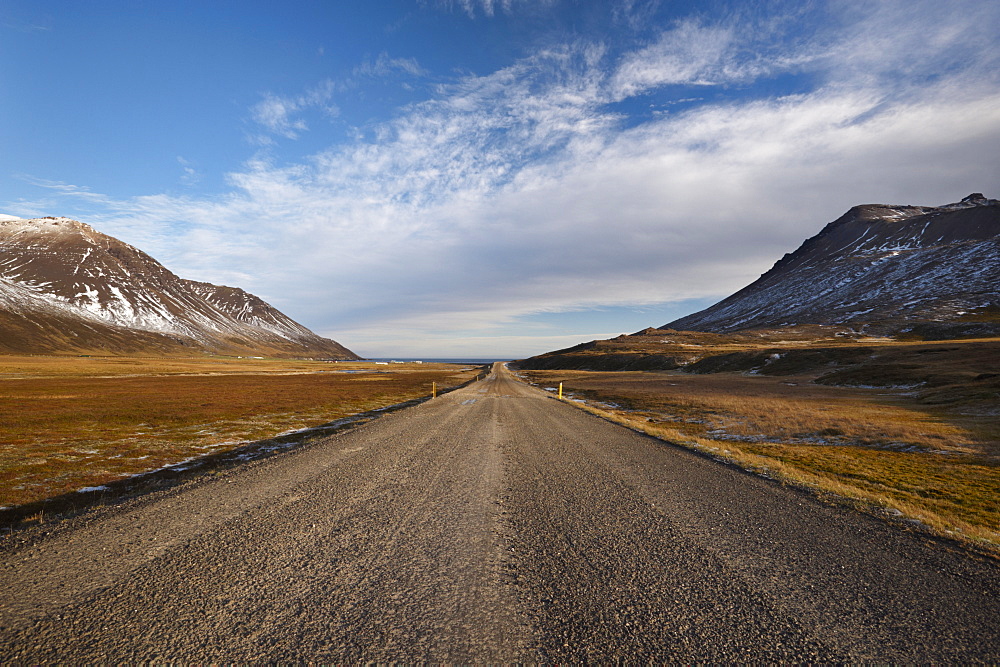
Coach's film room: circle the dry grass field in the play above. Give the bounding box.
[519,359,1000,553]
[0,355,480,509]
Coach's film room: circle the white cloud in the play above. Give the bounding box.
[1,19,50,33]
[177,156,200,186]
[430,0,557,19]
[610,21,740,96]
[818,0,1000,89]
[354,52,427,78]
[18,177,113,205]
[250,79,339,140]
[611,0,663,32]
[252,94,308,139]
[16,1,1000,357]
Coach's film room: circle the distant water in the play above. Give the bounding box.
[367,358,507,365]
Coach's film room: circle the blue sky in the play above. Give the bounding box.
[2,0,999,358]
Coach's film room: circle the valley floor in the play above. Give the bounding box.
[2,364,997,661]
[0,355,480,519]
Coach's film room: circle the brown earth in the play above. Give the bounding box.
[518,327,1000,412]
[1,364,998,661]
[0,356,480,513]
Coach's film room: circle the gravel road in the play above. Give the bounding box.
[2,363,998,661]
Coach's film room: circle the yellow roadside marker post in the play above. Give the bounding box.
[558,382,563,400]
[432,381,437,398]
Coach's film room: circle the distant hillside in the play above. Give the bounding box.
[518,193,1000,373]
[666,194,1000,336]
[0,216,359,358]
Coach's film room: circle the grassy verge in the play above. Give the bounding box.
[0,355,480,509]
[518,369,1000,555]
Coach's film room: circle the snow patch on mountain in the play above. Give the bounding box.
[0,216,358,357]
[667,194,1000,333]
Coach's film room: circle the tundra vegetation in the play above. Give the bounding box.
[0,355,478,510]
[517,328,1000,554]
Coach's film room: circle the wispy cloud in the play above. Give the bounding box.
[251,54,427,143]
[427,0,558,19]
[611,0,663,32]
[12,1,1000,356]
[1,19,50,33]
[177,157,200,186]
[252,94,309,140]
[818,0,1000,89]
[250,79,339,140]
[17,177,114,204]
[610,20,741,96]
[354,52,427,78]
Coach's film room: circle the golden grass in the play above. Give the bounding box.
[0,354,401,378]
[522,369,1000,552]
[568,373,976,452]
[0,356,480,508]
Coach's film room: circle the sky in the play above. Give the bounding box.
[2,0,999,359]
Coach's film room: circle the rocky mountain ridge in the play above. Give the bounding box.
[666,194,1000,334]
[0,216,358,358]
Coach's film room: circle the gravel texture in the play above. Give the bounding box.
[1,364,998,662]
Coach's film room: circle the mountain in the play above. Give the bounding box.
[0,216,359,358]
[666,194,1000,335]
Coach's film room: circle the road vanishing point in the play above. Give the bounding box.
[2,363,999,662]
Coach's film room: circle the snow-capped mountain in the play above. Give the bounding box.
[0,216,359,358]
[666,194,1000,333]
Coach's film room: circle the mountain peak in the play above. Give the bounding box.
[837,203,932,225]
[1,215,101,240]
[3,215,88,226]
[666,193,1000,334]
[942,193,1000,209]
[0,216,359,358]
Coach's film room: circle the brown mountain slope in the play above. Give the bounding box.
[0,216,358,358]
[666,194,1000,334]
[519,194,1000,374]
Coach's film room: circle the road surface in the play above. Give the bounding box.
[2,363,999,661]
